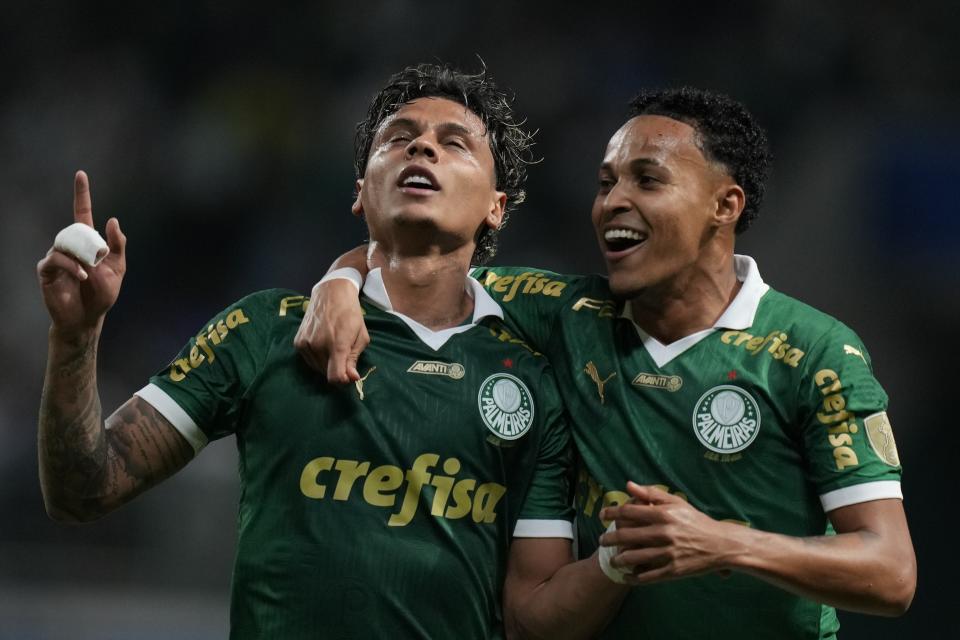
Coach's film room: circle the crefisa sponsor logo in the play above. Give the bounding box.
[692,385,761,453]
[477,373,534,441]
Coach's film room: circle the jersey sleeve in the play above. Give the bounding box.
[470,266,578,354]
[797,322,903,512]
[513,367,575,539]
[134,291,282,453]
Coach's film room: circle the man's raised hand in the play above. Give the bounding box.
[37,171,127,338]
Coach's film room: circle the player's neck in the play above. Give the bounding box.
[371,245,475,330]
[629,252,741,345]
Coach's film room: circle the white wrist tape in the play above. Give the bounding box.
[598,521,631,584]
[317,267,362,292]
[54,222,109,267]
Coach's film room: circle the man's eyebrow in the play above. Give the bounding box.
[629,157,666,172]
[599,157,665,172]
[381,118,479,139]
[436,122,478,138]
[380,117,420,132]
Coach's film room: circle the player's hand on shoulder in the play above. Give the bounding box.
[294,278,368,383]
[37,171,127,338]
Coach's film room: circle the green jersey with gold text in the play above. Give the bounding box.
[472,255,902,640]
[136,271,573,640]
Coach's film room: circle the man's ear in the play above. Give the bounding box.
[485,191,507,230]
[351,179,364,217]
[714,182,745,228]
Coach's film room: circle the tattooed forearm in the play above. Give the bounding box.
[38,330,193,522]
[56,336,98,381]
[38,330,107,521]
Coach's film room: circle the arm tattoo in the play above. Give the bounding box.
[104,398,194,496]
[38,332,193,521]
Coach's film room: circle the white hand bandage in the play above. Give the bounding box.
[598,521,631,584]
[54,223,109,267]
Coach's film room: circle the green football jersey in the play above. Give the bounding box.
[472,256,902,640]
[136,270,573,640]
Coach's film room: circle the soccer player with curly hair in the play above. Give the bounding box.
[36,63,629,638]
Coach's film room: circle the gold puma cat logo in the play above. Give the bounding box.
[584,361,616,404]
[355,366,377,401]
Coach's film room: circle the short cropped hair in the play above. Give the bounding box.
[629,88,772,234]
[355,63,535,264]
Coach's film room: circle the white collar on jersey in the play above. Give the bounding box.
[362,267,504,351]
[620,254,771,367]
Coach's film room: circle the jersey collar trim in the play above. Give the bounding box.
[621,254,770,367]
[714,254,770,330]
[363,268,504,351]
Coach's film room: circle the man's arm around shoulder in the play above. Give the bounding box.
[504,537,629,640]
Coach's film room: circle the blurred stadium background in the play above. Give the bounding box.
[1,1,955,637]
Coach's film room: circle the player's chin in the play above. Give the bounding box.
[606,269,647,300]
[392,208,445,228]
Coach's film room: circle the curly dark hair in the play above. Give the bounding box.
[355,62,536,264]
[628,87,772,234]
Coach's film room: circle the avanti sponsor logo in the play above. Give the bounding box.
[407,360,465,379]
[632,373,683,392]
[693,385,761,454]
[478,373,534,441]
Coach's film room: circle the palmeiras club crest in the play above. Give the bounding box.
[692,385,761,453]
[477,373,535,441]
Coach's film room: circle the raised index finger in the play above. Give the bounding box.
[74,170,94,227]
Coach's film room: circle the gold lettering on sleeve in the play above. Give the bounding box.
[278,296,309,317]
[815,368,860,470]
[572,297,617,318]
[168,308,251,382]
[483,271,567,300]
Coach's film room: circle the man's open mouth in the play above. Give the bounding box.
[397,166,440,191]
[603,228,647,252]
